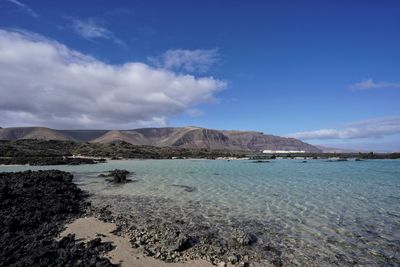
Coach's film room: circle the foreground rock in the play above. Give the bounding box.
[0,170,115,266]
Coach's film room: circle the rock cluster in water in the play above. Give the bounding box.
[171,184,197,192]
[0,170,116,266]
[98,169,131,183]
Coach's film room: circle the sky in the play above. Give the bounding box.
[0,0,399,151]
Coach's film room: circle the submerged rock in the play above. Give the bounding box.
[251,160,270,163]
[171,184,197,192]
[111,169,129,183]
[233,229,256,246]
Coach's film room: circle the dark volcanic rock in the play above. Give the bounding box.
[99,169,131,183]
[162,231,197,252]
[0,170,116,266]
[0,156,105,166]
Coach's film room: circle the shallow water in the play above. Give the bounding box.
[2,159,400,266]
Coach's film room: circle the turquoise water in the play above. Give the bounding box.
[1,159,400,265]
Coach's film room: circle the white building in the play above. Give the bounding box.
[262,150,306,154]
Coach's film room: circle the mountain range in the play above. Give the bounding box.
[0,126,321,152]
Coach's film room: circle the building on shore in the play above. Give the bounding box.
[262,150,306,154]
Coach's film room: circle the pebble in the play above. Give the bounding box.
[228,255,238,264]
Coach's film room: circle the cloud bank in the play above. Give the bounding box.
[349,78,400,90]
[0,29,226,129]
[288,116,400,140]
[148,48,219,73]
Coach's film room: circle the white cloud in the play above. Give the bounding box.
[6,0,38,18]
[72,18,111,39]
[70,18,125,47]
[288,116,400,140]
[0,29,226,129]
[349,78,400,90]
[148,48,219,73]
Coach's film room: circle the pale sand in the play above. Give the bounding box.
[59,217,217,267]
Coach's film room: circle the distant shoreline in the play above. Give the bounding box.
[0,139,399,167]
[1,154,399,167]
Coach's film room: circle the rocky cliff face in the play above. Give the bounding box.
[93,127,321,152]
[0,126,321,152]
[223,130,319,151]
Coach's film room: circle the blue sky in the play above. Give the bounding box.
[0,0,399,151]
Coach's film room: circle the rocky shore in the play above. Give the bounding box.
[0,139,248,163]
[86,195,284,267]
[0,170,116,266]
[0,139,107,166]
[0,156,106,166]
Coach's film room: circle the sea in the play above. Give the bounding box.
[1,159,399,266]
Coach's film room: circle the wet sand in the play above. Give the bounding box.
[60,217,220,267]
